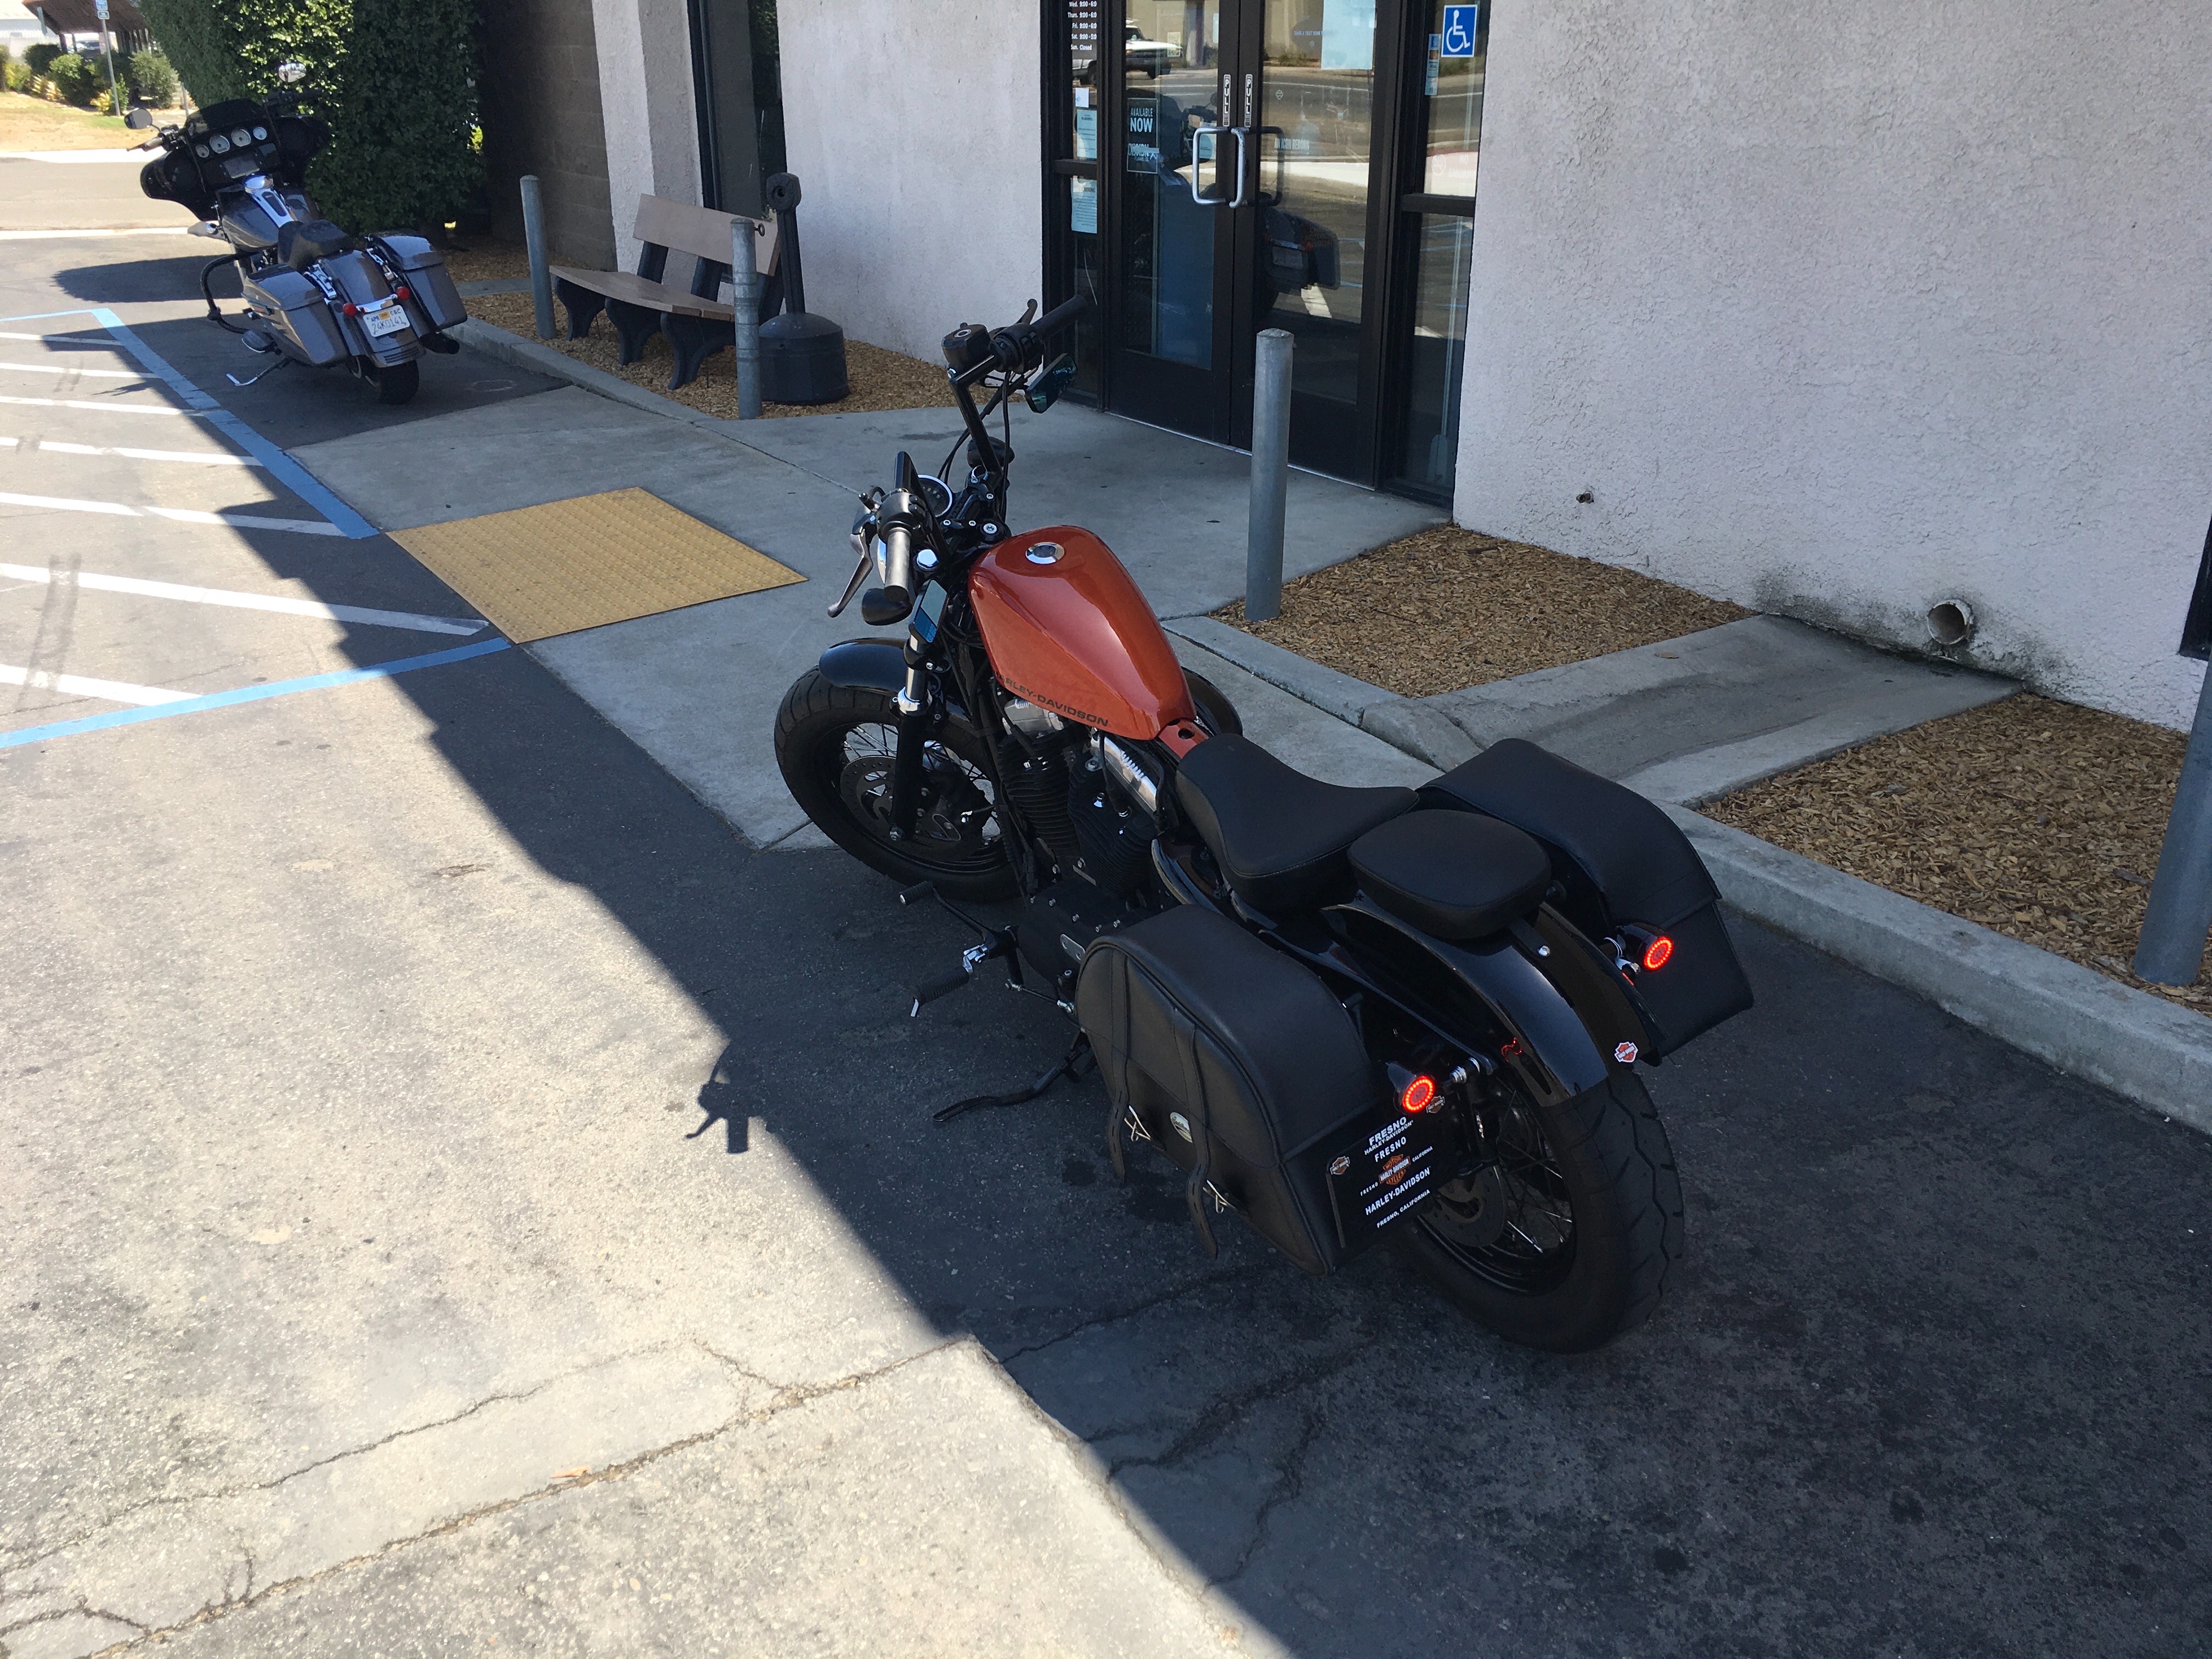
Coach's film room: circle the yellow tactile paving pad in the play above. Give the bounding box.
[390,488,803,644]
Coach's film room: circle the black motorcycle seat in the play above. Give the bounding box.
[1347,809,1553,941]
[1173,733,1417,914]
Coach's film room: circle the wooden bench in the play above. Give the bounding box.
[551,194,781,391]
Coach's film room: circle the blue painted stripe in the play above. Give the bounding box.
[91,308,381,539]
[0,638,511,751]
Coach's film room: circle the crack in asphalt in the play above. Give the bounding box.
[1215,1406,1327,1588]
[5,1336,970,1656]
[995,1265,1270,1363]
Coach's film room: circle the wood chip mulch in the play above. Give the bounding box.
[1217,525,1751,699]
[1706,694,2209,1015]
[464,288,955,421]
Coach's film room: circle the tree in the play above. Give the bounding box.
[134,0,480,232]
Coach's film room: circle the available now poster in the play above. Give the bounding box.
[1322,0,1375,70]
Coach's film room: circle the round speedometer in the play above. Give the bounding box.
[208,134,230,154]
[230,127,255,148]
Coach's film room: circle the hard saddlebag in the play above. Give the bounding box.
[241,269,349,366]
[373,234,469,331]
[1422,738,1752,1058]
[1077,905,1404,1275]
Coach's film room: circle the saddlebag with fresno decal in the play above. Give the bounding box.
[1421,738,1753,1058]
[1077,905,1437,1274]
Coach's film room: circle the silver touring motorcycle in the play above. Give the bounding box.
[137,63,468,405]
[777,297,1758,1352]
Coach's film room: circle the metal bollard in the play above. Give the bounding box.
[2133,659,2212,984]
[1245,329,1294,622]
[730,217,763,420]
[520,175,554,341]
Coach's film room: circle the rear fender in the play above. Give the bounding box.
[1320,898,1628,1107]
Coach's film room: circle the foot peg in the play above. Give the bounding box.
[910,940,1005,1017]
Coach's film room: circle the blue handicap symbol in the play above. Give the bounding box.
[1440,4,1477,57]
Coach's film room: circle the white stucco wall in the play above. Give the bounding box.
[776,0,1043,362]
[592,0,703,271]
[1455,2,2212,729]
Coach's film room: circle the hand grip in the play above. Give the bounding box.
[1034,294,1090,337]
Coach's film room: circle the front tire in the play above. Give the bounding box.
[773,669,1016,899]
[1395,1072,1683,1352]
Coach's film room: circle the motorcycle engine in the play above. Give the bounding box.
[997,702,1161,895]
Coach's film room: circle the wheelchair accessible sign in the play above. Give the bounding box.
[1440,4,1477,55]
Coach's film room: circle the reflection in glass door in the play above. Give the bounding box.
[1255,0,1378,476]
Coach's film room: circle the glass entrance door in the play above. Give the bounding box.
[1110,0,1235,438]
[1049,0,1468,491]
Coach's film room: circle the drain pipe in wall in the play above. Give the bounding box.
[2133,517,2212,985]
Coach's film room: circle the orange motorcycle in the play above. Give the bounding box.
[775,298,1752,1351]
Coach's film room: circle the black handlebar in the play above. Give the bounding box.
[1033,292,1089,339]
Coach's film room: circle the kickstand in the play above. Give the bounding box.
[933,1034,1093,1125]
[225,353,290,388]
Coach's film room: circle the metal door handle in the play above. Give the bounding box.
[1226,127,1254,209]
[1189,124,1245,207]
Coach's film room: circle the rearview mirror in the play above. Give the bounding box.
[1026,354,1076,414]
[276,61,307,83]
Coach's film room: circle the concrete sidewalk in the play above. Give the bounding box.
[288,378,1440,847]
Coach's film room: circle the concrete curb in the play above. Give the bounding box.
[1671,807,2212,1132]
[1161,614,1391,725]
[449,317,740,442]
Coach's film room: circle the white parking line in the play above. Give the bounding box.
[0,360,146,379]
[4,437,260,467]
[0,662,191,706]
[0,330,115,344]
[0,490,340,535]
[0,393,198,417]
[0,563,488,636]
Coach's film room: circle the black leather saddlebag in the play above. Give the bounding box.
[1423,739,1752,1058]
[1077,905,1391,1275]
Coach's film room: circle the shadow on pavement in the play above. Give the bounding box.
[46,255,2212,1658]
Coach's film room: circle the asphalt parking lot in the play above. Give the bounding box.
[5,198,2212,1658]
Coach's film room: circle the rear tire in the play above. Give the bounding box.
[373,358,419,405]
[773,668,1017,899]
[1394,1072,1683,1352]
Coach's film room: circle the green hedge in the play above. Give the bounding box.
[133,0,480,232]
[24,42,64,77]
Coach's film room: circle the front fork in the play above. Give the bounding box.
[887,644,939,841]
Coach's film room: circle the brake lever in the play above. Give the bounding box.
[827,548,872,619]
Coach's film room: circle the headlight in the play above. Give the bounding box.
[208,134,230,154]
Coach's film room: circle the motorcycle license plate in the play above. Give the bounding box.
[360,302,411,339]
[1324,1102,1447,1251]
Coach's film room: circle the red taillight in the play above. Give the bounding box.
[1400,1074,1436,1114]
[1641,935,1675,972]
[394,285,410,301]
[342,302,359,317]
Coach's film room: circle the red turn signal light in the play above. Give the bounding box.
[1399,1074,1437,1114]
[1641,935,1675,972]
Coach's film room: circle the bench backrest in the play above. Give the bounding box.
[631,193,778,276]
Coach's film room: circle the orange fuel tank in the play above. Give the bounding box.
[967,526,1196,741]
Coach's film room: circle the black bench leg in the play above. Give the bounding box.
[554,277,603,341]
[662,314,731,391]
[604,298,662,366]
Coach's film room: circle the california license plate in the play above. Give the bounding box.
[360,301,411,339]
